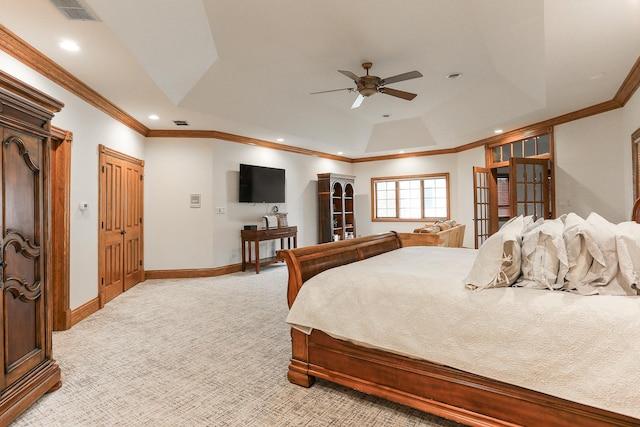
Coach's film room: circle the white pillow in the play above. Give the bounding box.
[517,216,568,290]
[581,213,630,295]
[562,213,603,290]
[612,221,640,295]
[464,216,524,290]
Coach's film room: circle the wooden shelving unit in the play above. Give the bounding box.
[317,173,356,243]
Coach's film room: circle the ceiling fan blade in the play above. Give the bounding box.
[351,94,365,109]
[339,70,360,81]
[379,87,417,101]
[380,71,423,86]
[310,87,354,95]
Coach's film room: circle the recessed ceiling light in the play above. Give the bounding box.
[494,129,503,134]
[447,72,463,79]
[149,114,159,120]
[337,151,343,155]
[276,138,284,142]
[399,150,405,154]
[59,40,80,52]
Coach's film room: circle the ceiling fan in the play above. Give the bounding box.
[311,62,423,109]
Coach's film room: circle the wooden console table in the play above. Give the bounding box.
[241,226,297,273]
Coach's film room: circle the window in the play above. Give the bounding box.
[372,174,449,221]
[496,175,510,218]
[490,133,551,165]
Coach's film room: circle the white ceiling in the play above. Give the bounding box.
[3,0,640,158]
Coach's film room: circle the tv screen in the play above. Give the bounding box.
[239,164,285,203]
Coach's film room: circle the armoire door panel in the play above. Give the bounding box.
[1,131,46,387]
[4,134,42,243]
[4,295,44,385]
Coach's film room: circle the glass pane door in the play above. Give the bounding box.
[473,166,490,249]
[509,158,549,220]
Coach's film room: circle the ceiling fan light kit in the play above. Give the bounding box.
[314,61,423,109]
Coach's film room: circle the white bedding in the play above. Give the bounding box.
[286,246,640,418]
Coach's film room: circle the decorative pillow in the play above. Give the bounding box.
[523,215,538,230]
[614,221,640,295]
[436,221,452,230]
[464,215,524,290]
[580,213,632,295]
[562,213,603,290]
[516,216,568,290]
[523,216,544,233]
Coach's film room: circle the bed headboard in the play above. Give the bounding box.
[633,198,640,223]
[277,232,402,307]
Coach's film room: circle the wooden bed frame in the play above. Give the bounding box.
[277,231,640,427]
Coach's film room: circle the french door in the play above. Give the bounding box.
[509,157,549,219]
[473,158,552,246]
[472,167,491,249]
[98,146,144,307]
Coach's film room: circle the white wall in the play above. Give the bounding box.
[1,51,146,310]
[144,138,352,269]
[554,87,640,223]
[455,147,486,247]
[554,110,626,222]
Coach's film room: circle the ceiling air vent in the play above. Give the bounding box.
[50,0,100,21]
[173,120,190,126]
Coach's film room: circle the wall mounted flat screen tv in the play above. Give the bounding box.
[239,163,285,203]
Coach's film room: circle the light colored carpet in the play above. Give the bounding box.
[11,264,465,426]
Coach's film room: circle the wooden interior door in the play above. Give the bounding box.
[123,161,143,290]
[1,131,47,387]
[509,157,549,219]
[98,145,144,307]
[100,154,125,305]
[472,166,491,249]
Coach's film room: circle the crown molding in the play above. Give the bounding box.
[0,24,148,136]
[1,23,639,163]
[146,129,352,162]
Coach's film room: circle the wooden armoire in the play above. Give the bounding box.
[0,75,62,423]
